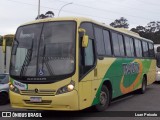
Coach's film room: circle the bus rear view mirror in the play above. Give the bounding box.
[156,52,160,68]
[78,28,89,48]
[82,35,89,48]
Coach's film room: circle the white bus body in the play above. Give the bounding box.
[154,44,160,81]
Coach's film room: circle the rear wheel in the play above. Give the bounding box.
[94,85,110,111]
[0,92,9,105]
[139,77,147,94]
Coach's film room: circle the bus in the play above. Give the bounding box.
[9,17,156,111]
[0,34,14,73]
[2,34,14,53]
[154,44,160,81]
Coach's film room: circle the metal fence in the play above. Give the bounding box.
[0,46,11,73]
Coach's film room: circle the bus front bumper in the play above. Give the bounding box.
[10,90,79,111]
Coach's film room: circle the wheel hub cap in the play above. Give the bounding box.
[100,91,107,106]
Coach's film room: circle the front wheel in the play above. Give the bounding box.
[94,85,110,111]
[0,92,9,105]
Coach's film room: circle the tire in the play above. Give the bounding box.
[139,77,147,94]
[94,85,110,111]
[0,92,9,105]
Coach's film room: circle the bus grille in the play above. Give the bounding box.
[24,100,52,105]
[20,89,56,96]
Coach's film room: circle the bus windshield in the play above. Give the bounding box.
[10,21,76,80]
[0,74,9,84]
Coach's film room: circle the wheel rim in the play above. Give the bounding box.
[100,91,107,106]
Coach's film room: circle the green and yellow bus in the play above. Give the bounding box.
[2,34,14,73]
[2,34,14,53]
[9,17,156,111]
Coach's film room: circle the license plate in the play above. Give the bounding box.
[30,97,42,102]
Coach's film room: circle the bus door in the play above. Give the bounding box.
[78,23,96,109]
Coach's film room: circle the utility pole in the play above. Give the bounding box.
[38,0,40,19]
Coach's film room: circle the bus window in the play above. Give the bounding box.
[112,32,120,56]
[103,30,112,56]
[134,39,142,57]
[142,41,149,57]
[124,36,135,57]
[111,32,125,57]
[129,38,135,57]
[80,38,95,78]
[80,23,94,39]
[118,34,125,56]
[148,43,154,57]
[84,39,94,66]
[94,27,105,55]
[124,36,134,57]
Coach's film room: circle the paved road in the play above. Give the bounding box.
[1,83,160,120]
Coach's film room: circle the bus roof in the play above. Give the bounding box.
[21,17,153,43]
[3,34,14,38]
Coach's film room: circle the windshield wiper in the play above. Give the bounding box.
[11,39,19,55]
[20,39,33,77]
[41,44,54,76]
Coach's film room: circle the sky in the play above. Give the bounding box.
[0,0,160,35]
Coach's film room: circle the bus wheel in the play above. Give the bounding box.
[139,77,147,94]
[94,85,110,111]
[0,92,8,105]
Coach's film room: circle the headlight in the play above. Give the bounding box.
[67,84,74,91]
[56,81,75,95]
[9,84,20,94]
[158,71,160,74]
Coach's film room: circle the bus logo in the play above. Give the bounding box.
[39,69,44,76]
[120,60,143,94]
[122,62,139,75]
[35,88,39,93]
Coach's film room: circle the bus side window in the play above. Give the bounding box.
[103,30,112,56]
[142,41,149,57]
[129,38,135,57]
[79,23,95,79]
[112,32,120,56]
[124,36,132,57]
[84,39,94,66]
[94,26,105,55]
[111,32,125,57]
[134,39,142,57]
[148,43,154,58]
[80,38,95,78]
[118,34,125,56]
[124,36,135,57]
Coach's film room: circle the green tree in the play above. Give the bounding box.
[130,22,160,44]
[36,11,54,20]
[45,11,54,18]
[110,17,129,29]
